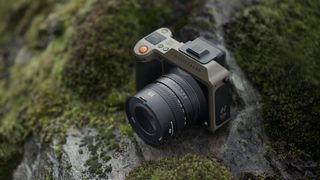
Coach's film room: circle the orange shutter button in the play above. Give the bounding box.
[139,46,148,54]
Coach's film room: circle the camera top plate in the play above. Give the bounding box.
[133,28,182,60]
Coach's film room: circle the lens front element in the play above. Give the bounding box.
[134,106,156,135]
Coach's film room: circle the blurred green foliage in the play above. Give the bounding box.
[0,0,175,178]
[62,0,172,99]
[225,0,320,160]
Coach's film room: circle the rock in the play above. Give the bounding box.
[14,128,141,180]
[13,137,56,180]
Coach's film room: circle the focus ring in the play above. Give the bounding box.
[164,73,200,123]
[156,77,190,125]
[149,83,186,134]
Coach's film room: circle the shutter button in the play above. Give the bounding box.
[139,46,148,53]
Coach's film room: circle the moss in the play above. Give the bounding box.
[0,143,22,180]
[105,164,112,173]
[0,0,181,177]
[87,161,102,174]
[0,0,96,176]
[127,154,232,180]
[0,0,61,47]
[53,144,63,160]
[85,151,112,176]
[45,175,52,180]
[120,123,134,138]
[225,0,320,161]
[85,156,101,174]
[238,172,270,180]
[100,154,111,162]
[62,0,173,99]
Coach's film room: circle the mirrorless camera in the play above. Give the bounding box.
[125,28,232,146]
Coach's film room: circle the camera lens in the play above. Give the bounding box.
[125,68,207,146]
[134,106,156,135]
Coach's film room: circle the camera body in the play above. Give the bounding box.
[126,28,232,145]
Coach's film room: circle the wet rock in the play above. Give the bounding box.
[14,128,141,180]
[13,137,56,180]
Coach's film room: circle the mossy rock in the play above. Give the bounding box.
[225,0,320,160]
[62,0,173,99]
[0,0,177,177]
[127,154,232,180]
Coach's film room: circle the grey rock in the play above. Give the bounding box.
[13,137,57,180]
[14,128,141,180]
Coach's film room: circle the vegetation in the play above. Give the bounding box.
[62,0,173,99]
[0,0,175,178]
[225,0,320,161]
[126,154,232,180]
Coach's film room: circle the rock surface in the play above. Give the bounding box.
[14,128,142,180]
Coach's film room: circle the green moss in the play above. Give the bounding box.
[53,144,63,159]
[105,164,112,173]
[0,0,61,47]
[127,154,232,180]
[45,175,52,180]
[120,123,134,138]
[86,160,102,174]
[225,0,320,160]
[62,0,173,99]
[100,154,111,162]
[0,0,177,177]
[0,143,22,180]
[0,0,96,176]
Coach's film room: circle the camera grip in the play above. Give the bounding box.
[135,60,162,91]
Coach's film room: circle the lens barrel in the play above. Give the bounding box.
[125,69,206,146]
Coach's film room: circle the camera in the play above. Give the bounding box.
[125,28,232,146]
